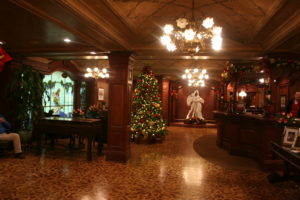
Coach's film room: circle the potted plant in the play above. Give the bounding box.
[7,65,44,143]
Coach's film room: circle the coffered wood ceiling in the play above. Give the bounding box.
[1,0,299,80]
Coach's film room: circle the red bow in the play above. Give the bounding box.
[0,48,12,72]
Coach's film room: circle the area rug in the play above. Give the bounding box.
[193,134,260,170]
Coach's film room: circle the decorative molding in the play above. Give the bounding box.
[263,10,300,51]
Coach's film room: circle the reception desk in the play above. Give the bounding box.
[214,111,283,170]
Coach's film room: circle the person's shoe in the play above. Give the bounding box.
[14,152,25,159]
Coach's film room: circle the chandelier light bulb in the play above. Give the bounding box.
[188,83,192,86]
[183,29,195,41]
[84,74,89,78]
[194,68,198,73]
[212,36,222,50]
[163,24,174,34]
[239,91,247,97]
[187,74,192,79]
[202,69,207,74]
[201,83,205,87]
[167,43,176,51]
[259,78,265,83]
[94,67,99,72]
[102,68,107,73]
[87,68,92,72]
[212,26,222,36]
[197,33,202,39]
[182,74,187,79]
[202,17,214,29]
[205,74,209,79]
[160,35,171,45]
[185,69,190,74]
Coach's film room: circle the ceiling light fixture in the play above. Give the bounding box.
[160,0,223,55]
[84,67,109,79]
[63,38,71,43]
[90,51,96,55]
[182,68,209,87]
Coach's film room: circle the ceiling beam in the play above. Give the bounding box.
[263,10,300,51]
[251,0,287,41]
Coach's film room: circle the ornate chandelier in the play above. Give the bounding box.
[160,0,223,54]
[182,68,209,87]
[84,67,109,79]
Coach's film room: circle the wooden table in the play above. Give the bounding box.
[268,141,300,184]
[35,117,104,161]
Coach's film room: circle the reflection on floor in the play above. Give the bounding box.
[0,127,299,200]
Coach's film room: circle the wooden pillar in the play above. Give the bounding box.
[73,80,81,109]
[162,77,170,125]
[106,51,134,162]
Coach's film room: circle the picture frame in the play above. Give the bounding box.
[280,95,286,109]
[292,134,300,150]
[98,88,104,101]
[282,126,299,146]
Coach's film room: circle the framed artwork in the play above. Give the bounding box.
[292,134,300,150]
[280,95,286,109]
[98,88,104,101]
[282,126,299,146]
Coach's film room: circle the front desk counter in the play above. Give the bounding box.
[214,111,283,171]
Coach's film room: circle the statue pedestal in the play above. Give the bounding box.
[184,118,206,125]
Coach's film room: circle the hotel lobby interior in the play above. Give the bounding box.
[0,0,300,199]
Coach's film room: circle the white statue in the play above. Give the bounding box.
[186,90,204,120]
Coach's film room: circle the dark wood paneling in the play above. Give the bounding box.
[214,111,283,170]
[161,78,169,124]
[110,84,125,125]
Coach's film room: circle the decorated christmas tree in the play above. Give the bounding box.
[130,66,167,141]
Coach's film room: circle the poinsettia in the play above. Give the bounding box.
[72,108,85,118]
[276,112,300,127]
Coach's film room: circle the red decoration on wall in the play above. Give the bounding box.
[0,48,12,72]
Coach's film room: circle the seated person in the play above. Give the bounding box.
[0,114,25,158]
[286,92,300,117]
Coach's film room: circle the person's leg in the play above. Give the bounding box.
[0,133,22,153]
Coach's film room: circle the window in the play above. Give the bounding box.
[43,71,74,117]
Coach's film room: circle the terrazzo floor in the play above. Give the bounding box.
[0,127,299,200]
